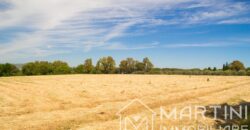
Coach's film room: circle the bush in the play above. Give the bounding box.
[148,70,162,74]
[246,70,250,76]
[132,71,145,74]
[236,70,246,76]
[223,70,233,76]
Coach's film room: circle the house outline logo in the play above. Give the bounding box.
[116,99,156,130]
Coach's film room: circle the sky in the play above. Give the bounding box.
[0,0,250,68]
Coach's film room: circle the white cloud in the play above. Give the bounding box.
[163,43,232,48]
[162,40,250,48]
[0,33,45,55]
[102,42,159,50]
[218,18,250,24]
[0,0,249,62]
[187,2,248,24]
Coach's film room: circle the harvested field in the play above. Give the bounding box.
[0,75,249,130]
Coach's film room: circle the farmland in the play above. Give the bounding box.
[0,75,249,130]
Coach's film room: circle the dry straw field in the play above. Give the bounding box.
[0,75,249,130]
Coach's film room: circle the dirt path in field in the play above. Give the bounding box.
[0,75,249,130]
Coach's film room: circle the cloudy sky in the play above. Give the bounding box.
[0,0,250,68]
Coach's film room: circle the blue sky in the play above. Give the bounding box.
[0,0,250,68]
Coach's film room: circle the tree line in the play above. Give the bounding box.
[151,60,250,76]
[75,57,153,74]
[0,57,153,76]
[0,57,249,77]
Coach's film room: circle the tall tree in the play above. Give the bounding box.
[143,57,154,72]
[52,61,71,74]
[74,64,84,73]
[247,67,250,76]
[83,58,94,73]
[119,60,127,74]
[0,64,3,76]
[222,62,230,71]
[119,58,136,73]
[96,56,116,74]
[229,60,245,71]
[22,62,37,75]
[22,61,52,75]
[135,62,145,71]
[37,61,53,75]
[0,63,19,76]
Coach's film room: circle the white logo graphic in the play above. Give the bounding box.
[117,99,156,130]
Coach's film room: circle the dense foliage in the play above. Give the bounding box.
[96,56,116,74]
[22,61,71,75]
[0,63,20,76]
[0,58,249,77]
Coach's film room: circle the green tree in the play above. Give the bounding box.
[22,61,53,75]
[96,56,116,74]
[222,62,230,71]
[22,62,37,75]
[23,61,53,75]
[143,57,154,72]
[229,60,245,71]
[135,62,145,71]
[0,64,3,76]
[213,67,217,71]
[52,61,71,74]
[247,70,250,76]
[119,58,137,74]
[246,67,250,76]
[119,60,127,73]
[83,58,94,73]
[37,61,53,75]
[0,63,19,76]
[74,64,84,73]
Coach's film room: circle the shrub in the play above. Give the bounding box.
[223,70,233,76]
[236,70,246,76]
[132,71,145,74]
[246,70,250,76]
